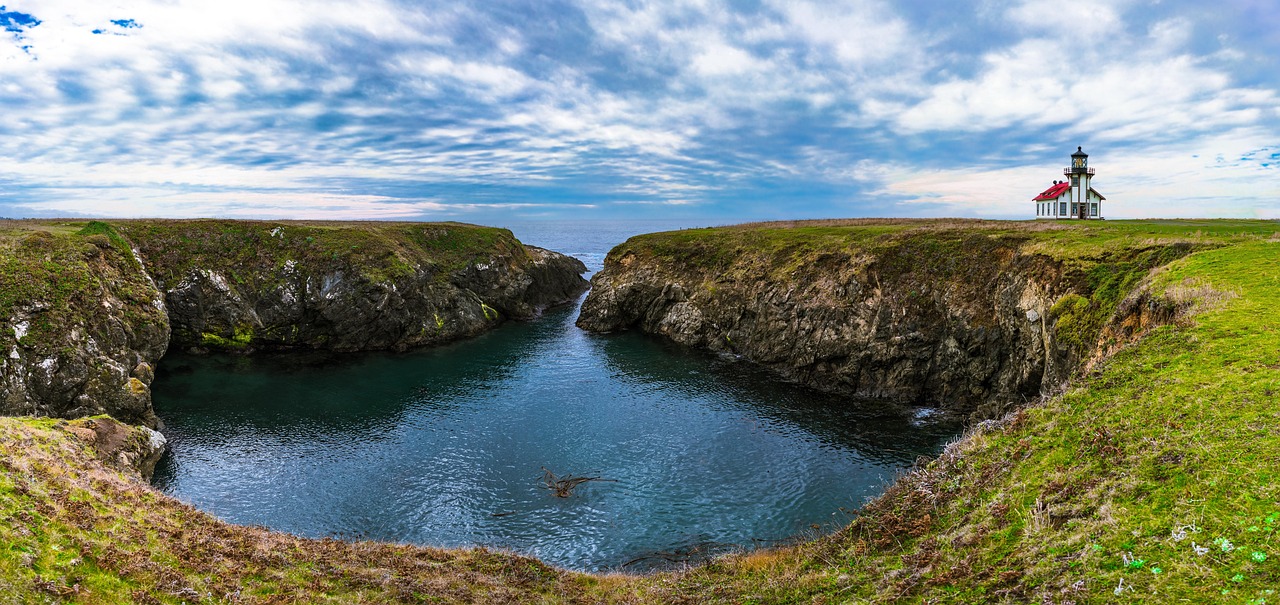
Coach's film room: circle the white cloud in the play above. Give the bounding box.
[1006,0,1128,38]
[767,0,912,66]
[895,41,1070,132]
[691,39,758,76]
[891,10,1277,143]
[394,53,535,98]
[862,130,1279,219]
[15,187,601,220]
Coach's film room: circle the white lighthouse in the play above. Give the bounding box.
[1033,146,1106,219]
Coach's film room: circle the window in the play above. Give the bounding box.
[1091,203,1098,216]
[1060,202,1067,215]
[1071,176,1080,187]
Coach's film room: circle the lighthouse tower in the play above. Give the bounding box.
[1032,147,1106,219]
[1066,146,1095,219]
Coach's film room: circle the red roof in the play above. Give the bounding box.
[1033,182,1070,201]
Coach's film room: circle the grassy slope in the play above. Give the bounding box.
[0,417,588,605]
[1,219,1277,603]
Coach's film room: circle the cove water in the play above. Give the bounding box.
[150,220,960,571]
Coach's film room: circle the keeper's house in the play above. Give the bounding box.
[1034,146,1105,219]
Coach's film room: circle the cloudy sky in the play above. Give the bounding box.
[1,0,1276,222]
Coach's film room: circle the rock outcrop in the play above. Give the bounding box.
[116,221,588,353]
[0,225,169,426]
[577,221,1195,419]
[60,416,168,480]
[1,220,588,426]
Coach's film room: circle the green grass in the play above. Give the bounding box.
[75,221,138,268]
[111,219,526,289]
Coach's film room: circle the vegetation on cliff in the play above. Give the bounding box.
[112,220,521,292]
[0,219,1277,603]
[0,221,169,425]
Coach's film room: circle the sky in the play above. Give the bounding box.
[0,0,1277,223]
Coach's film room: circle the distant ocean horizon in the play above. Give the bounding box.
[494,219,727,275]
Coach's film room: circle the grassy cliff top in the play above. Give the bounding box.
[110,219,528,286]
[1,218,529,272]
[0,220,163,354]
[604,219,1279,361]
[1,219,529,287]
[611,218,1279,272]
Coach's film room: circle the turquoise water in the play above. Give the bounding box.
[150,220,960,571]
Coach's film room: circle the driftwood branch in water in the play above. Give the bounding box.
[541,467,616,497]
[620,540,736,569]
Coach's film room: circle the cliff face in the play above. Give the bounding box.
[0,224,169,426]
[1,220,588,425]
[577,221,1194,419]
[116,221,588,353]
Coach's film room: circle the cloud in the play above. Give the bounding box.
[891,1,1277,142]
[767,0,913,66]
[864,128,1279,219]
[0,0,1275,221]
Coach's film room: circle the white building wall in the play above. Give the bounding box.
[1035,190,1104,219]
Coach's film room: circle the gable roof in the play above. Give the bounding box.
[1033,182,1070,201]
[1032,183,1108,202]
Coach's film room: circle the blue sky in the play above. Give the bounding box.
[0,0,1276,222]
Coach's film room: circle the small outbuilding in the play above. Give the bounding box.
[1034,147,1105,219]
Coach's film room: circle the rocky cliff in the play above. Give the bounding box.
[577,220,1197,419]
[1,220,588,426]
[115,220,588,353]
[0,222,170,426]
